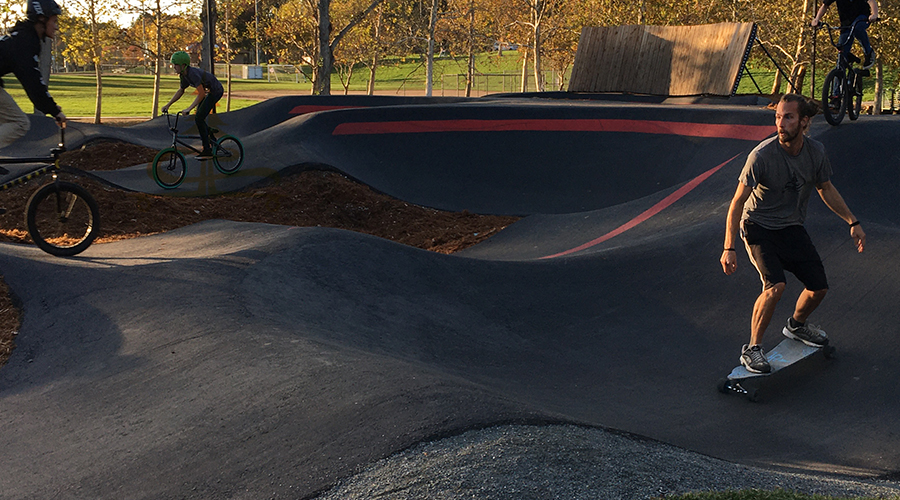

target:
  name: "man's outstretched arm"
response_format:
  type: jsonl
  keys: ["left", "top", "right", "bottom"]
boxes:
{"left": 817, "top": 180, "right": 866, "bottom": 252}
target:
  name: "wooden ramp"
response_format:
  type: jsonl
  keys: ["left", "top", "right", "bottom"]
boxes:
{"left": 568, "top": 23, "right": 756, "bottom": 96}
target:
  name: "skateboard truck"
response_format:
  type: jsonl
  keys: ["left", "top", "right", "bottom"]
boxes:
{"left": 717, "top": 338, "right": 835, "bottom": 402}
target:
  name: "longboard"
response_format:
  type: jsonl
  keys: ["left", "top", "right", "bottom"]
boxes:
{"left": 717, "top": 337, "right": 836, "bottom": 402}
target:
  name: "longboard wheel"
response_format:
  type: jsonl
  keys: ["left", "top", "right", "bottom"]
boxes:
{"left": 717, "top": 378, "right": 728, "bottom": 393}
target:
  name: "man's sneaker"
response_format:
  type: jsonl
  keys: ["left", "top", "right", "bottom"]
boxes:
{"left": 194, "top": 149, "right": 213, "bottom": 160}
{"left": 863, "top": 49, "right": 876, "bottom": 69}
{"left": 783, "top": 319, "right": 828, "bottom": 347}
{"left": 741, "top": 344, "right": 771, "bottom": 374}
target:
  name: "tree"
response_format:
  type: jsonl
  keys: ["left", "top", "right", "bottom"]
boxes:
{"left": 61, "top": 0, "right": 118, "bottom": 123}
{"left": 515, "top": 0, "right": 565, "bottom": 92}
{"left": 313, "top": 0, "right": 386, "bottom": 95}
{"left": 120, "top": 0, "right": 200, "bottom": 117}
{"left": 266, "top": 0, "right": 317, "bottom": 88}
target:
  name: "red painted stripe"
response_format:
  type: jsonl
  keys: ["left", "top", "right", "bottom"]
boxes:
{"left": 289, "top": 105, "right": 363, "bottom": 115}
{"left": 540, "top": 154, "right": 741, "bottom": 259}
{"left": 332, "top": 119, "right": 773, "bottom": 141}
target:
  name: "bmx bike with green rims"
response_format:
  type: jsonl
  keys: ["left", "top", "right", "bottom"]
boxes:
{"left": 0, "top": 126, "right": 100, "bottom": 257}
{"left": 815, "top": 20, "right": 874, "bottom": 126}
{"left": 152, "top": 112, "right": 245, "bottom": 189}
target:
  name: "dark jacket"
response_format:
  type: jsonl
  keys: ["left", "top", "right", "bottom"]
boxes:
{"left": 0, "top": 20, "right": 61, "bottom": 117}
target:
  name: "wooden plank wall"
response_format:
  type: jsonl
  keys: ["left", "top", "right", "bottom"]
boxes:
{"left": 568, "top": 23, "right": 755, "bottom": 96}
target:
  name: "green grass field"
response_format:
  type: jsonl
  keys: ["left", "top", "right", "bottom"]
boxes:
{"left": 4, "top": 51, "right": 891, "bottom": 119}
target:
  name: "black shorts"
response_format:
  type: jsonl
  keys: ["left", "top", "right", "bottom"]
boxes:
{"left": 741, "top": 221, "right": 828, "bottom": 291}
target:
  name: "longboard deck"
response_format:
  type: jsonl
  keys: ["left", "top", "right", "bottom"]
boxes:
{"left": 718, "top": 337, "right": 835, "bottom": 401}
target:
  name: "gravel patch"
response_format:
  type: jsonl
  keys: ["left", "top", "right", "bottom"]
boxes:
{"left": 314, "top": 424, "right": 900, "bottom": 500}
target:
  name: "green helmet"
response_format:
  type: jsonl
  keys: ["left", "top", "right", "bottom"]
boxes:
{"left": 170, "top": 51, "right": 190, "bottom": 66}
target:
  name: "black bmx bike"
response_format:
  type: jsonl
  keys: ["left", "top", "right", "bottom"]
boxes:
{"left": 816, "top": 20, "right": 873, "bottom": 126}
{"left": 0, "top": 126, "right": 100, "bottom": 256}
{"left": 151, "top": 112, "right": 244, "bottom": 189}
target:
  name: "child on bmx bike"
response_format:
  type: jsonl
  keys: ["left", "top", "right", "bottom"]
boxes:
{"left": 160, "top": 51, "right": 223, "bottom": 160}
{"left": 811, "top": 0, "right": 878, "bottom": 70}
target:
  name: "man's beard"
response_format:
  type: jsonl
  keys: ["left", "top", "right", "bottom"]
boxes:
{"left": 778, "top": 127, "right": 799, "bottom": 144}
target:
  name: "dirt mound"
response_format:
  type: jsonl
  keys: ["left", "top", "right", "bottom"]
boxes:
{"left": 0, "top": 140, "right": 519, "bottom": 368}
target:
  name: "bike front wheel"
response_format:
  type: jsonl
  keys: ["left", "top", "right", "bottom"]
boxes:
{"left": 848, "top": 72, "right": 863, "bottom": 121}
{"left": 213, "top": 135, "right": 244, "bottom": 175}
{"left": 26, "top": 181, "right": 100, "bottom": 257}
{"left": 822, "top": 68, "right": 847, "bottom": 126}
{"left": 152, "top": 148, "right": 187, "bottom": 189}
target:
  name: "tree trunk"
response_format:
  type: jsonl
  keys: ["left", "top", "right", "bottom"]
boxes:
{"left": 92, "top": 11, "right": 102, "bottom": 124}
{"left": 343, "top": 65, "right": 353, "bottom": 95}
{"left": 790, "top": 0, "right": 811, "bottom": 96}
{"left": 315, "top": 0, "right": 332, "bottom": 95}
{"left": 790, "top": 64, "right": 806, "bottom": 94}
{"left": 464, "top": 0, "right": 474, "bottom": 97}
{"left": 151, "top": 0, "right": 162, "bottom": 118}
{"left": 425, "top": 0, "right": 439, "bottom": 97}
{"left": 94, "top": 64, "right": 102, "bottom": 124}
{"left": 874, "top": 60, "right": 883, "bottom": 114}
{"left": 367, "top": 56, "right": 377, "bottom": 95}
{"left": 152, "top": 54, "right": 161, "bottom": 118}
{"left": 224, "top": 2, "right": 230, "bottom": 110}
{"left": 771, "top": 70, "right": 782, "bottom": 95}
{"left": 520, "top": 50, "right": 529, "bottom": 92}
{"left": 201, "top": 0, "right": 217, "bottom": 74}
{"left": 366, "top": 5, "right": 382, "bottom": 96}
{"left": 532, "top": 21, "right": 542, "bottom": 92}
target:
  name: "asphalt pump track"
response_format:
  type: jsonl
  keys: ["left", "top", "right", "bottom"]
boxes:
{"left": 1, "top": 95, "right": 898, "bottom": 498}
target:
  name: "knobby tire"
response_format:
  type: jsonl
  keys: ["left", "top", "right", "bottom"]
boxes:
{"left": 26, "top": 181, "right": 100, "bottom": 257}
{"left": 152, "top": 148, "right": 187, "bottom": 189}
{"left": 213, "top": 135, "right": 244, "bottom": 175}
{"left": 822, "top": 68, "right": 847, "bottom": 126}
{"left": 848, "top": 72, "right": 863, "bottom": 121}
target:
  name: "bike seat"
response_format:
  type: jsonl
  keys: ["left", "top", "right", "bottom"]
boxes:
{"left": 846, "top": 53, "right": 861, "bottom": 65}
{"left": 208, "top": 127, "right": 219, "bottom": 134}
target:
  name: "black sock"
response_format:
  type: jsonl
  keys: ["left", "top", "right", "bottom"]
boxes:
{"left": 789, "top": 317, "right": 804, "bottom": 329}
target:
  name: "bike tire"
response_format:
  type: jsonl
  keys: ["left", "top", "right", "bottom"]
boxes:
{"left": 213, "top": 135, "right": 244, "bottom": 175}
{"left": 152, "top": 148, "right": 187, "bottom": 189}
{"left": 26, "top": 181, "right": 100, "bottom": 257}
{"left": 848, "top": 72, "right": 863, "bottom": 121}
{"left": 822, "top": 68, "right": 847, "bottom": 126}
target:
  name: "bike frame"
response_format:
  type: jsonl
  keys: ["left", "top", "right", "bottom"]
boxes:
{"left": 164, "top": 112, "right": 222, "bottom": 156}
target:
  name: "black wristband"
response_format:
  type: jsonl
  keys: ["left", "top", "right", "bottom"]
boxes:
{"left": 724, "top": 248, "right": 736, "bottom": 251}
{"left": 849, "top": 220, "right": 860, "bottom": 227}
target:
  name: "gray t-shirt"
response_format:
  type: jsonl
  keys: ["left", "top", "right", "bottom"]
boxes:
{"left": 739, "top": 136, "right": 832, "bottom": 230}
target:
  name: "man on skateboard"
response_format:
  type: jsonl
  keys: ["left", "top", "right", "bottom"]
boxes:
{"left": 720, "top": 93, "right": 865, "bottom": 374}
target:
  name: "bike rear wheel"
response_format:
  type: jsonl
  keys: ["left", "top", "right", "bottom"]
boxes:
{"left": 152, "top": 148, "right": 187, "bottom": 189}
{"left": 26, "top": 181, "right": 100, "bottom": 257}
{"left": 213, "top": 135, "right": 244, "bottom": 175}
{"left": 848, "top": 72, "right": 863, "bottom": 121}
{"left": 822, "top": 68, "right": 847, "bottom": 126}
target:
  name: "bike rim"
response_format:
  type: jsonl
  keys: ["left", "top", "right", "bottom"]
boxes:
{"left": 214, "top": 137, "right": 243, "bottom": 174}
{"left": 154, "top": 150, "right": 186, "bottom": 187}
{"left": 30, "top": 190, "right": 95, "bottom": 249}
